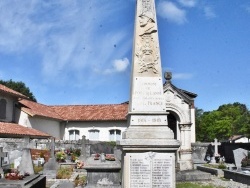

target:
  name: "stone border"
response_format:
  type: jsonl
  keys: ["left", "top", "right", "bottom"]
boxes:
{"left": 48, "top": 172, "right": 79, "bottom": 188}
{"left": 223, "top": 169, "right": 250, "bottom": 185}
{"left": 197, "top": 165, "right": 224, "bottom": 177}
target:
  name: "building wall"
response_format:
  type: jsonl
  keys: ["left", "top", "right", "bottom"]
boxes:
{"left": 165, "top": 89, "right": 195, "bottom": 142}
{"left": 235, "top": 137, "right": 249, "bottom": 143}
{"left": 30, "top": 118, "right": 61, "bottom": 139}
{"left": 15, "top": 109, "right": 62, "bottom": 139}
{"left": 64, "top": 121, "right": 127, "bottom": 141}
{"left": 0, "top": 94, "right": 15, "bottom": 122}
{"left": 190, "top": 108, "right": 196, "bottom": 143}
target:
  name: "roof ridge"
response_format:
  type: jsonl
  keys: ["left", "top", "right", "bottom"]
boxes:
{"left": 50, "top": 103, "right": 127, "bottom": 107}
{"left": 0, "top": 84, "right": 29, "bottom": 99}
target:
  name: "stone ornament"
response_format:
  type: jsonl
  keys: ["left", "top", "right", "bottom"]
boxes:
{"left": 134, "top": 0, "right": 160, "bottom": 76}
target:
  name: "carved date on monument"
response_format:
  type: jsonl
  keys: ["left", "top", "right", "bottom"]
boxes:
{"left": 130, "top": 115, "right": 167, "bottom": 126}
{"left": 129, "top": 152, "right": 173, "bottom": 188}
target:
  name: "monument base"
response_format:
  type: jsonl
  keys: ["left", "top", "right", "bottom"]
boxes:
{"left": 122, "top": 126, "right": 175, "bottom": 140}
{"left": 120, "top": 138, "right": 180, "bottom": 188}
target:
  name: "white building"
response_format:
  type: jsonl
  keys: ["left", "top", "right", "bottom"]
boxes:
{"left": 0, "top": 84, "right": 50, "bottom": 138}
{"left": 1, "top": 79, "right": 197, "bottom": 170}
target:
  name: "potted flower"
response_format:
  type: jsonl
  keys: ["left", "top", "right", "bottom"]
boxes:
{"left": 56, "top": 151, "right": 66, "bottom": 162}
{"left": 71, "top": 154, "right": 77, "bottom": 162}
{"left": 5, "top": 169, "right": 24, "bottom": 180}
{"left": 94, "top": 153, "right": 100, "bottom": 160}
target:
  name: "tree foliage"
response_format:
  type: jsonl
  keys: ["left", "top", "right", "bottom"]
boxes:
{"left": 0, "top": 79, "right": 37, "bottom": 102}
{"left": 196, "top": 102, "right": 250, "bottom": 142}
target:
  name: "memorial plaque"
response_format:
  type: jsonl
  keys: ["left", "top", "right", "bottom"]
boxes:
{"left": 131, "top": 77, "right": 166, "bottom": 112}
{"left": 127, "top": 152, "right": 174, "bottom": 188}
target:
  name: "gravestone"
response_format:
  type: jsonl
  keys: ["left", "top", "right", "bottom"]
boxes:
{"left": 233, "top": 148, "right": 248, "bottom": 171}
{"left": 43, "top": 137, "right": 59, "bottom": 179}
{"left": 0, "top": 147, "right": 7, "bottom": 179}
{"left": 192, "top": 143, "right": 209, "bottom": 167}
{"left": 120, "top": 0, "right": 180, "bottom": 187}
{"left": 211, "top": 138, "right": 221, "bottom": 163}
{"left": 18, "top": 137, "right": 35, "bottom": 175}
{"left": 79, "top": 135, "right": 87, "bottom": 161}
{"left": 19, "top": 148, "right": 35, "bottom": 175}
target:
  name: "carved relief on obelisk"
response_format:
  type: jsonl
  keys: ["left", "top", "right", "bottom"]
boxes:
{"left": 133, "top": 0, "right": 161, "bottom": 76}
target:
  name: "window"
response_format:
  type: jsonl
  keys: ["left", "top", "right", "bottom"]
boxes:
{"left": 109, "top": 129, "right": 121, "bottom": 141}
{"left": 69, "top": 130, "right": 80, "bottom": 140}
{"left": 89, "top": 129, "right": 99, "bottom": 140}
{"left": 0, "top": 99, "right": 7, "bottom": 119}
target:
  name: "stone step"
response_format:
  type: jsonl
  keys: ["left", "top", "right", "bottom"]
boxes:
{"left": 176, "top": 170, "right": 211, "bottom": 182}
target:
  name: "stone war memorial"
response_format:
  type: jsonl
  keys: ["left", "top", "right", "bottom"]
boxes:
{"left": 120, "top": 0, "right": 180, "bottom": 187}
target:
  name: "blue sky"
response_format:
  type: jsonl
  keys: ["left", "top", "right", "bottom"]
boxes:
{"left": 1, "top": 0, "right": 250, "bottom": 112}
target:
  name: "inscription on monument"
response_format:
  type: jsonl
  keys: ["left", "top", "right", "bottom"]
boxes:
{"left": 129, "top": 152, "right": 173, "bottom": 188}
{"left": 130, "top": 115, "right": 167, "bottom": 126}
{"left": 131, "top": 77, "right": 166, "bottom": 112}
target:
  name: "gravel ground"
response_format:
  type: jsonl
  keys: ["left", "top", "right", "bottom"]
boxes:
{"left": 199, "top": 175, "right": 250, "bottom": 188}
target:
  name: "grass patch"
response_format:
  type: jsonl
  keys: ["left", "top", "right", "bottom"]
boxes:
{"left": 56, "top": 167, "right": 73, "bottom": 179}
{"left": 203, "top": 163, "right": 226, "bottom": 169}
{"left": 34, "top": 165, "right": 43, "bottom": 174}
{"left": 177, "top": 182, "right": 224, "bottom": 188}
{"left": 75, "top": 176, "right": 87, "bottom": 187}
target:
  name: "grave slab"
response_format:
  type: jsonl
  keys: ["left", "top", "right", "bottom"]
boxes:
{"left": 0, "top": 174, "right": 46, "bottom": 188}
{"left": 84, "top": 154, "right": 121, "bottom": 187}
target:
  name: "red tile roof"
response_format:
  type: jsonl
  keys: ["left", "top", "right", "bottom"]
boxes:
{"left": 0, "top": 122, "right": 51, "bottom": 138}
{"left": 18, "top": 99, "right": 63, "bottom": 121}
{"left": 51, "top": 104, "right": 128, "bottom": 121}
{"left": 0, "top": 84, "right": 29, "bottom": 99}
{"left": 18, "top": 99, "right": 128, "bottom": 121}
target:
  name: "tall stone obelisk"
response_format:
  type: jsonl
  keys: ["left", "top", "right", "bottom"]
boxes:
{"left": 120, "top": 0, "right": 180, "bottom": 187}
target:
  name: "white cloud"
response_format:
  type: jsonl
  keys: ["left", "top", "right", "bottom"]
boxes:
{"left": 178, "top": 0, "right": 197, "bottom": 8}
{"left": 204, "top": 6, "right": 216, "bottom": 19}
{"left": 101, "top": 58, "right": 130, "bottom": 74}
{"left": 173, "top": 73, "right": 193, "bottom": 80}
{"left": 113, "top": 58, "right": 130, "bottom": 72}
{"left": 157, "top": 1, "right": 187, "bottom": 25}
{"left": 0, "top": 1, "right": 132, "bottom": 86}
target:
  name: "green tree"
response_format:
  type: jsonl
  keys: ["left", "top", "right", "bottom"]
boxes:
{"left": 196, "top": 102, "right": 250, "bottom": 142}
{"left": 0, "top": 79, "right": 37, "bottom": 102}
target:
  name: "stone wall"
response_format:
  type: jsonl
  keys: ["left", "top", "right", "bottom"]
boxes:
{"left": 0, "top": 138, "right": 117, "bottom": 163}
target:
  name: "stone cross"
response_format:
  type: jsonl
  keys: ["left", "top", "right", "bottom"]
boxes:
{"left": 79, "top": 135, "right": 86, "bottom": 161}
{"left": 0, "top": 147, "right": 7, "bottom": 179}
{"left": 19, "top": 137, "right": 35, "bottom": 175}
{"left": 211, "top": 138, "right": 221, "bottom": 157}
{"left": 50, "top": 137, "right": 55, "bottom": 159}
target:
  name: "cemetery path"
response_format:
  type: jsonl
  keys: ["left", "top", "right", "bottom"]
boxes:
{"left": 198, "top": 175, "right": 250, "bottom": 188}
